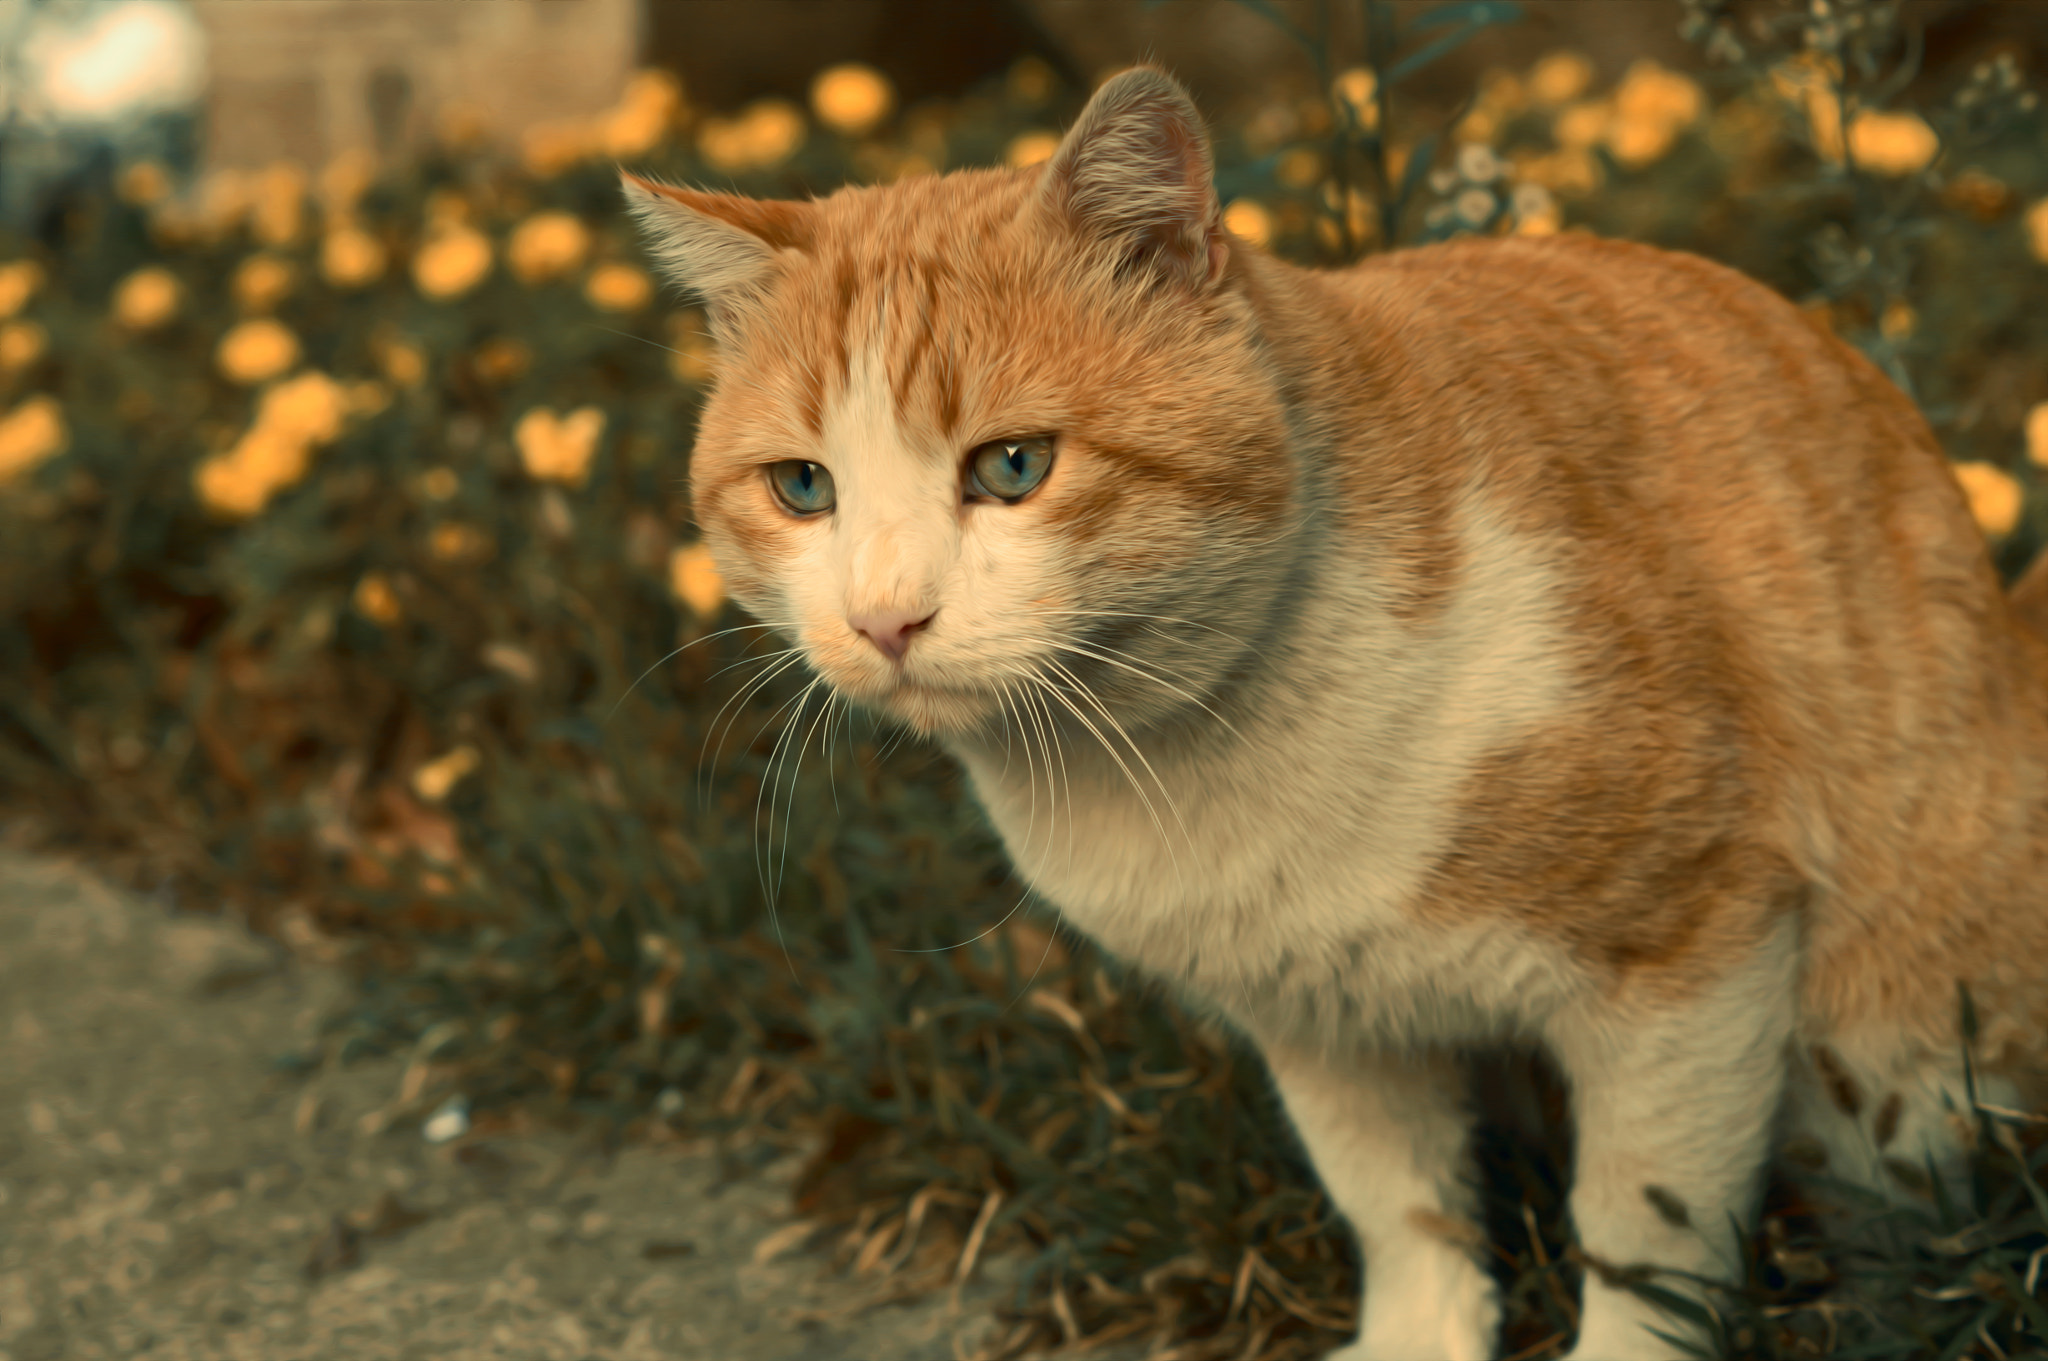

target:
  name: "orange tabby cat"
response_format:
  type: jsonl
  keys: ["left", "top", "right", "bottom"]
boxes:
{"left": 626, "top": 67, "right": 2048, "bottom": 1360}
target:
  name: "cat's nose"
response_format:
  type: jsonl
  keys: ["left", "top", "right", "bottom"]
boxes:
{"left": 849, "top": 608, "right": 935, "bottom": 662}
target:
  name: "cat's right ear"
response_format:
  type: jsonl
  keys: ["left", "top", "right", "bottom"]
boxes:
{"left": 621, "top": 173, "right": 814, "bottom": 333}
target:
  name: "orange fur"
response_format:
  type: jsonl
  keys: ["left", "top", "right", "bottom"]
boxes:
{"left": 628, "top": 67, "right": 2048, "bottom": 1360}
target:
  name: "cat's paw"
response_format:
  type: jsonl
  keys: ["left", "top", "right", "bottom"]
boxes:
{"left": 1332, "top": 1244, "right": 1500, "bottom": 1361}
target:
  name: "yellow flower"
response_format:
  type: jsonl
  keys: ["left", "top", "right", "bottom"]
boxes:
{"left": 1005, "top": 131, "right": 1060, "bottom": 169}
{"left": 668, "top": 543, "right": 726, "bottom": 617}
{"left": 585, "top": 262, "right": 653, "bottom": 313}
{"left": 412, "top": 745, "right": 479, "bottom": 803}
{"left": 1606, "top": 61, "right": 1703, "bottom": 168}
{"left": 811, "top": 63, "right": 894, "bottom": 136}
{"left": 232, "top": 254, "right": 295, "bottom": 313}
{"left": 1555, "top": 99, "right": 1611, "bottom": 150}
{"left": 2025, "top": 198, "right": 2048, "bottom": 265}
{"left": 1848, "top": 110, "right": 1938, "bottom": 176}
{"left": 1332, "top": 68, "right": 1380, "bottom": 131}
{"left": 0, "top": 321, "right": 47, "bottom": 372}
{"left": 0, "top": 396, "right": 67, "bottom": 483}
{"left": 413, "top": 224, "right": 493, "bottom": 300}
{"left": 194, "top": 426, "right": 309, "bottom": 518}
{"left": 116, "top": 161, "right": 171, "bottom": 207}
{"left": 112, "top": 266, "right": 181, "bottom": 331}
{"left": 472, "top": 338, "right": 532, "bottom": 386}
{"left": 379, "top": 338, "right": 427, "bottom": 388}
{"left": 0, "top": 261, "right": 42, "bottom": 318}
{"left": 1879, "top": 299, "right": 1916, "bottom": 340}
{"left": 1952, "top": 461, "right": 2022, "bottom": 537}
{"left": 258, "top": 370, "right": 348, "bottom": 445}
{"left": 321, "top": 226, "right": 387, "bottom": 288}
{"left": 346, "top": 380, "right": 391, "bottom": 418}
{"left": 1223, "top": 199, "right": 1273, "bottom": 248}
{"left": 2026, "top": 402, "right": 2048, "bottom": 468}
{"left": 1529, "top": 50, "right": 1594, "bottom": 107}
{"left": 1276, "top": 147, "right": 1322, "bottom": 187}
{"left": 429, "top": 522, "right": 490, "bottom": 562}
{"left": 251, "top": 161, "right": 308, "bottom": 247}
{"left": 507, "top": 211, "right": 591, "bottom": 285}
{"left": 521, "top": 121, "right": 596, "bottom": 179}
{"left": 216, "top": 318, "right": 300, "bottom": 385}
{"left": 419, "top": 467, "right": 459, "bottom": 501}
{"left": 696, "top": 99, "right": 805, "bottom": 173}
{"left": 515, "top": 406, "right": 605, "bottom": 486}
{"left": 601, "top": 70, "right": 684, "bottom": 157}
{"left": 353, "top": 572, "right": 402, "bottom": 625}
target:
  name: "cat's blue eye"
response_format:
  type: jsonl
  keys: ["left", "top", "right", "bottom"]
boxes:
{"left": 968, "top": 437, "right": 1054, "bottom": 502}
{"left": 767, "top": 460, "right": 835, "bottom": 515}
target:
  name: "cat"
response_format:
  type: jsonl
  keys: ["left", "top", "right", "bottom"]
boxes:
{"left": 625, "top": 65, "right": 2048, "bottom": 1360}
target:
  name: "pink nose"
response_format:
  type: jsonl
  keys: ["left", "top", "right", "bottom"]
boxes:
{"left": 849, "top": 607, "right": 934, "bottom": 662}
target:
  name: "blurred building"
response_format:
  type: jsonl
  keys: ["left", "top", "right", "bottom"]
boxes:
{"left": 189, "top": 0, "right": 639, "bottom": 167}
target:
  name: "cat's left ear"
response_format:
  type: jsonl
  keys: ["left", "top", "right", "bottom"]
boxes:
{"left": 621, "top": 173, "right": 814, "bottom": 334}
{"left": 1037, "top": 66, "right": 1226, "bottom": 290}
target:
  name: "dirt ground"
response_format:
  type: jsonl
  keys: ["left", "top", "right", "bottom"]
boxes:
{"left": 0, "top": 851, "right": 1019, "bottom": 1361}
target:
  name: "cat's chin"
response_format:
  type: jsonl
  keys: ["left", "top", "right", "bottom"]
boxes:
{"left": 854, "top": 679, "right": 999, "bottom": 740}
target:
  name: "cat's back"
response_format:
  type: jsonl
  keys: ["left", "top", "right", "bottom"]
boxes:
{"left": 1288, "top": 232, "right": 2048, "bottom": 1048}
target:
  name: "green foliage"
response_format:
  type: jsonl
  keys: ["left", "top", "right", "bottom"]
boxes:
{"left": 2, "top": 4, "right": 2047, "bottom": 1356}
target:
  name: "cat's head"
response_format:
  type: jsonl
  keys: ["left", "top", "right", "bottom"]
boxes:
{"left": 625, "top": 67, "right": 1298, "bottom": 740}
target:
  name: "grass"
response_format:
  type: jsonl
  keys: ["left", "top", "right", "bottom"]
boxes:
{"left": 2, "top": 2, "right": 2047, "bottom": 1355}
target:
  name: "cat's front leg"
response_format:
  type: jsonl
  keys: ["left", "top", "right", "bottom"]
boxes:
{"left": 1262, "top": 1042, "right": 1499, "bottom": 1361}
{"left": 1545, "top": 932, "right": 1797, "bottom": 1361}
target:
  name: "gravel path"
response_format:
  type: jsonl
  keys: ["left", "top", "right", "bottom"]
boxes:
{"left": 0, "top": 852, "right": 1011, "bottom": 1361}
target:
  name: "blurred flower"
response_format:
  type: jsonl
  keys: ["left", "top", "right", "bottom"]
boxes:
{"left": 667, "top": 312, "right": 718, "bottom": 385}
{"left": 1848, "top": 110, "right": 1937, "bottom": 176}
{"left": 252, "top": 162, "right": 308, "bottom": 247}
{"left": 1511, "top": 182, "right": 1560, "bottom": 236}
{"left": 2026, "top": 402, "right": 2048, "bottom": 468}
{"left": 585, "top": 263, "right": 653, "bottom": 313}
{"left": 195, "top": 425, "right": 308, "bottom": 517}
{"left": 471, "top": 338, "right": 532, "bottom": 385}
{"left": 0, "top": 321, "right": 48, "bottom": 372}
{"left": 116, "top": 160, "right": 172, "bottom": 207}
{"left": 353, "top": 572, "right": 403, "bottom": 625}
{"left": 1005, "top": 131, "right": 1060, "bottom": 169}
{"left": 602, "top": 70, "right": 684, "bottom": 157}
{"left": 412, "top": 746, "right": 479, "bottom": 803}
{"left": 1223, "top": 199, "right": 1273, "bottom": 248}
{"left": 1456, "top": 143, "right": 1501, "bottom": 184}
{"left": 1276, "top": 147, "right": 1322, "bottom": 188}
{"left": 668, "top": 543, "right": 726, "bottom": 617}
{"left": 697, "top": 99, "right": 805, "bottom": 173}
{"left": 346, "top": 381, "right": 391, "bottom": 418}
{"left": 429, "top": 522, "right": 491, "bottom": 563}
{"left": 379, "top": 338, "right": 428, "bottom": 389}
{"left": 258, "top": 371, "right": 348, "bottom": 445}
{"left": 419, "top": 467, "right": 460, "bottom": 501}
{"left": 216, "top": 318, "right": 300, "bottom": 384}
{"left": 232, "top": 254, "right": 295, "bottom": 313}
{"left": 1453, "top": 186, "right": 1498, "bottom": 228}
{"left": 413, "top": 224, "right": 493, "bottom": 300}
{"left": 516, "top": 406, "right": 605, "bottom": 487}
{"left": 1555, "top": 99, "right": 1611, "bottom": 150}
{"left": 1333, "top": 68, "right": 1379, "bottom": 131}
{"left": 2024, "top": 199, "right": 2048, "bottom": 265}
{"left": 1607, "top": 62, "right": 1703, "bottom": 168}
{"left": 508, "top": 212, "right": 591, "bottom": 285}
{"left": 482, "top": 642, "right": 539, "bottom": 685}
{"left": 521, "top": 121, "right": 596, "bottom": 179}
{"left": 0, "top": 396, "right": 67, "bottom": 484}
{"left": 1513, "top": 147, "right": 1601, "bottom": 195}
{"left": 1529, "top": 50, "right": 1594, "bottom": 107}
{"left": 0, "top": 261, "right": 45, "bottom": 318}
{"left": 1879, "top": 299, "right": 1916, "bottom": 340}
{"left": 1952, "top": 461, "right": 2022, "bottom": 537}
{"left": 812, "top": 63, "right": 893, "bottom": 136}
{"left": 1941, "top": 169, "right": 2014, "bottom": 222}
{"left": 112, "top": 266, "right": 180, "bottom": 330}
{"left": 321, "top": 226, "right": 387, "bottom": 288}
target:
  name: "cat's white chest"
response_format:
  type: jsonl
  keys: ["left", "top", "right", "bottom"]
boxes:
{"left": 950, "top": 500, "right": 1588, "bottom": 1048}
